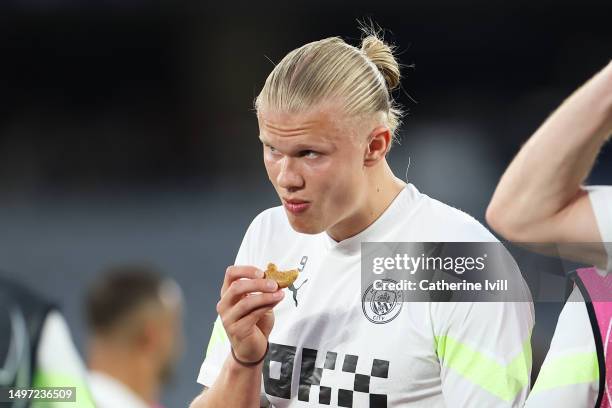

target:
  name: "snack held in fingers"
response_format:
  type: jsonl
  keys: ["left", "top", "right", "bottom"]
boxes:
{"left": 264, "top": 263, "right": 298, "bottom": 289}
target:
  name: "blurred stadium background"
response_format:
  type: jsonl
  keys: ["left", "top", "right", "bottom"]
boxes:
{"left": 1, "top": 0, "right": 611, "bottom": 405}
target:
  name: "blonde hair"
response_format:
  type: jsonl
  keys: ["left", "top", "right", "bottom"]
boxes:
{"left": 255, "top": 28, "right": 403, "bottom": 144}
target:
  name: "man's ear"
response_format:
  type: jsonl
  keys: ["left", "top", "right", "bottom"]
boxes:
{"left": 364, "top": 126, "right": 392, "bottom": 167}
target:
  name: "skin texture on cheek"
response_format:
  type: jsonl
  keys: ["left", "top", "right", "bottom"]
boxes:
{"left": 271, "top": 144, "right": 366, "bottom": 235}
{"left": 323, "top": 155, "right": 368, "bottom": 239}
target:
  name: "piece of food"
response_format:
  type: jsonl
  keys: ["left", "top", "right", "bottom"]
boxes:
{"left": 264, "top": 263, "right": 298, "bottom": 289}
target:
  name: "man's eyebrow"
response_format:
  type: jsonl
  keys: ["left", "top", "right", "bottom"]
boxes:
{"left": 258, "top": 135, "right": 335, "bottom": 152}
{"left": 292, "top": 143, "right": 325, "bottom": 151}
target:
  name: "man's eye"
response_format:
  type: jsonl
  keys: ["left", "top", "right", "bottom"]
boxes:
{"left": 300, "top": 150, "right": 319, "bottom": 158}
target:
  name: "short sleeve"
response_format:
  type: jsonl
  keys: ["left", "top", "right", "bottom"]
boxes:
{"left": 196, "top": 213, "right": 263, "bottom": 386}
{"left": 433, "top": 300, "right": 535, "bottom": 407}
{"left": 524, "top": 287, "right": 599, "bottom": 407}
{"left": 32, "top": 311, "right": 96, "bottom": 408}
{"left": 587, "top": 186, "right": 612, "bottom": 272}
{"left": 196, "top": 315, "right": 231, "bottom": 386}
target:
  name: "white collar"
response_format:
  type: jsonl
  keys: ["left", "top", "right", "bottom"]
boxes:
{"left": 88, "top": 370, "right": 150, "bottom": 408}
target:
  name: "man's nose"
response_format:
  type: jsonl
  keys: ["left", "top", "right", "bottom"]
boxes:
{"left": 277, "top": 157, "right": 304, "bottom": 191}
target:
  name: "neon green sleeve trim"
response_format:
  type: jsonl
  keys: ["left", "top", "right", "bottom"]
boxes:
{"left": 31, "top": 370, "right": 96, "bottom": 408}
{"left": 530, "top": 352, "right": 599, "bottom": 394}
{"left": 435, "top": 335, "right": 532, "bottom": 402}
{"left": 206, "top": 316, "right": 229, "bottom": 358}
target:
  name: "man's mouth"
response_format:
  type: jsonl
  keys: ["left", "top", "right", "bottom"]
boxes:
{"left": 283, "top": 198, "right": 311, "bottom": 214}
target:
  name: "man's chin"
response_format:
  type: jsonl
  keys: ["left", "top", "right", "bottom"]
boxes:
{"left": 286, "top": 215, "right": 325, "bottom": 235}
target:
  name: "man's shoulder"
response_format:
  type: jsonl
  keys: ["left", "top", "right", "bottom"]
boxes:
{"left": 243, "top": 206, "right": 298, "bottom": 244}
{"left": 239, "top": 206, "right": 307, "bottom": 266}
{"left": 248, "top": 205, "right": 289, "bottom": 232}
{"left": 88, "top": 371, "right": 149, "bottom": 408}
{"left": 412, "top": 191, "right": 498, "bottom": 242}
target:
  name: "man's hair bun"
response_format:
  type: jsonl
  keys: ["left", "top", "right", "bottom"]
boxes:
{"left": 360, "top": 34, "right": 400, "bottom": 91}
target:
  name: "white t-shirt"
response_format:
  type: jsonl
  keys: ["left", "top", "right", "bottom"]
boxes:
{"left": 88, "top": 371, "right": 150, "bottom": 408}
{"left": 31, "top": 311, "right": 96, "bottom": 408}
{"left": 525, "top": 186, "right": 612, "bottom": 407}
{"left": 588, "top": 186, "right": 612, "bottom": 272}
{"left": 524, "top": 287, "right": 599, "bottom": 408}
{"left": 198, "top": 184, "right": 534, "bottom": 407}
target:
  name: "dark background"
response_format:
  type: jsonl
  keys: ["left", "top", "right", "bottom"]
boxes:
{"left": 1, "top": 0, "right": 611, "bottom": 406}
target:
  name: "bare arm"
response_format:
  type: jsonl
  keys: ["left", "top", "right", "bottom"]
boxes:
{"left": 487, "top": 61, "right": 612, "bottom": 266}
{"left": 189, "top": 356, "right": 264, "bottom": 408}
{"left": 190, "top": 266, "right": 283, "bottom": 408}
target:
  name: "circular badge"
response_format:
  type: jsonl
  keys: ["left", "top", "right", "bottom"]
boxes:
{"left": 362, "top": 279, "right": 403, "bottom": 324}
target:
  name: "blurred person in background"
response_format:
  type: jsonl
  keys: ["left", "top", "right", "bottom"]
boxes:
{"left": 85, "top": 264, "right": 184, "bottom": 408}
{"left": 191, "top": 25, "right": 533, "bottom": 408}
{"left": 487, "top": 62, "right": 612, "bottom": 406}
{"left": 0, "top": 274, "right": 95, "bottom": 408}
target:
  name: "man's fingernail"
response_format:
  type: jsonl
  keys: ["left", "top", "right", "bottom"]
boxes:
{"left": 266, "top": 280, "right": 277, "bottom": 290}
{"left": 255, "top": 269, "right": 264, "bottom": 278}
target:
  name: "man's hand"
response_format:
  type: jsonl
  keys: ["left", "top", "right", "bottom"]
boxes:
{"left": 190, "top": 266, "right": 283, "bottom": 408}
{"left": 216, "top": 265, "right": 285, "bottom": 364}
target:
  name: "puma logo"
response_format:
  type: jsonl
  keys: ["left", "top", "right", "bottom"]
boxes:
{"left": 289, "top": 255, "right": 309, "bottom": 307}
{"left": 288, "top": 279, "right": 308, "bottom": 307}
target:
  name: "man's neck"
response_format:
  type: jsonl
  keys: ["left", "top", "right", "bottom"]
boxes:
{"left": 88, "top": 342, "right": 158, "bottom": 405}
{"left": 327, "top": 161, "right": 406, "bottom": 242}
